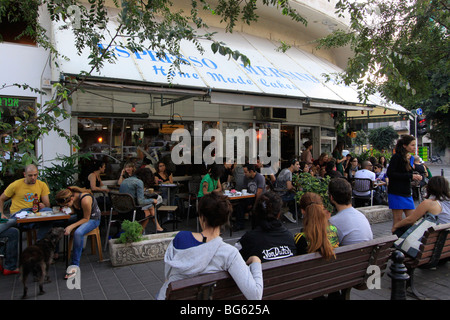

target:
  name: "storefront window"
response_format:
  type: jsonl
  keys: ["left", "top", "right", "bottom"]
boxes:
{"left": 76, "top": 117, "right": 285, "bottom": 178}
{"left": 0, "top": 96, "right": 36, "bottom": 163}
{"left": 77, "top": 117, "right": 195, "bottom": 178}
{"left": 320, "top": 127, "right": 336, "bottom": 155}
{"left": 321, "top": 127, "right": 335, "bottom": 137}
{"left": 321, "top": 140, "right": 333, "bottom": 154}
{"left": 299, "top": 127, "right": 313, "bottom": 147}
{"left": 222, "top": 121, "right": 251, "bottom": 163}
{"left": 280, "top": 125, "right": 296, "bottom": 162}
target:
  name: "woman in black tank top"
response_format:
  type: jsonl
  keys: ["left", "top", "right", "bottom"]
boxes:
{"left": 55, "top": 186, "right": 102, "bottom": 279}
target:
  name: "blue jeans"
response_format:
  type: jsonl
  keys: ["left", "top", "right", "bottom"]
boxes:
{"left": 0, "top": 218, "right": 18, "bottom": 234}
{"left": 70, "top": 219, "right": 101, "bottom": 266}
{"left": 281, "top": 193, "right": 297, "bottom": 216}
{"left": 0, "top": 227, "right": 19, "bottom": 270}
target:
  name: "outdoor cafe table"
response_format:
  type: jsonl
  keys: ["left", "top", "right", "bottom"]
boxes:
{"left": 224, "top": 192, "right": 256, "bottom": 234}
{"left": 225, "top": 193, "right": 256, "bottom": 201}
{"left": 158, "top": 183, "right": 179, "bottom": 205}
{"left": 16, "top": 212, "right": 71, "bottom": 267}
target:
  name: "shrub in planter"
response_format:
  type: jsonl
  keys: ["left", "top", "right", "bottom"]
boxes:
{"left": 116, "top": 220, "right": 143, "bottom": 244}
{"left": 108, "top": 220, "right": 178, "bottom": 266}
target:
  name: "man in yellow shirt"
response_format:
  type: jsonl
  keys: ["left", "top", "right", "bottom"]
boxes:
{"left": 1, "top": 164, "right": 51, "bottom": 216}
{"left": 1, "top": 164, "right": 53, "bottom": 249}
{"left": 0, "top": 164, "right": 51, "bottom": 275}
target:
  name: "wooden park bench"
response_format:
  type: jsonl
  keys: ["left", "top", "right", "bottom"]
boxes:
{"left": 165, "top": 235, "right": 398, "bottom": 300}
{"left": 401, "top": 223, "right": 450, "bottom": 299}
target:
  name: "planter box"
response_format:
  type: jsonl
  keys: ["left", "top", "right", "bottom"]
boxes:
{"left": 357, "top": 205, "right": 393, "bottom": 224}
{"left": 109, "top": 231, "right": 178, "bottom": 267}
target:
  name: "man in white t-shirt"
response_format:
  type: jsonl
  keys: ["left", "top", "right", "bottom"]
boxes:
{"left": 353, "top": 160, "right": 376, "bottom": 197}
{"left": 328, "top": 178, "right": 373, "bottom": 246}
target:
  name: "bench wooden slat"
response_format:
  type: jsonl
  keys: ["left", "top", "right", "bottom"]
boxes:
{"left": 166, "top": 235, "right": 398, "bottom": 300}
{"left": 270, "top": 275, "right": 364, "bottom": 300}
{"left": 263, "top": 263, "right": 368, "bottom": 298}
{"left": 403, "top": 223, "right": 450, "bottom": 269}
{"left": 288, "top": 280, "right": 356, "bottom": 300}
{"left": 422, "top": 238, "right": 450, "bottom": 252}
{"left": 263, "top": 244, "right": 394, "bottom": 300}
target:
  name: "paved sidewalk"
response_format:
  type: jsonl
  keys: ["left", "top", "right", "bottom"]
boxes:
{"left": 0, "top": 216, "right": 448, "bottom": 301}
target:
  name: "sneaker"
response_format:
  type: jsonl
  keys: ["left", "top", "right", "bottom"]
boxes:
{"left": 283, "top": 211, "right": 296, "bottom": 223}
{"left": 3, "top": 269, "right": 19, "bottom": 276}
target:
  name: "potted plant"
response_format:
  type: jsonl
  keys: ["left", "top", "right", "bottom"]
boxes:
{"left": 108, "top": 220, "right": 178, "bottom": 267}
{"left": 40, "top": 153, "right": 90, "bottom": 205}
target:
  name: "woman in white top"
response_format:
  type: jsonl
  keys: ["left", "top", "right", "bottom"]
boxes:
{"left": 392, "top": 176, "right": 450, "bottom": 235}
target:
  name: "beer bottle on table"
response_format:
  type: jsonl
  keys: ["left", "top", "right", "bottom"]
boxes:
{"left": 32, "top": 193, "right": 39, "bottom": 213}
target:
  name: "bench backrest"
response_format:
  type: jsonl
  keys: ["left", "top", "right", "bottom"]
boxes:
{"left": 408, "top": 223, "right": 450, "bottom": 269}
{"left": 166, "top": 235, "right": 398, "bottom": 300}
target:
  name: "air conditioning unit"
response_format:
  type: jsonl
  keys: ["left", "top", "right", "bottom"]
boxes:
{"left": 254, "top": 107, "right": 287, "bottom": 121}
{"left": 272, "top": 108, "right": 287, "bottom": 120}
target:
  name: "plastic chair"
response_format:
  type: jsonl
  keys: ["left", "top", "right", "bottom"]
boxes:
{"left": 68, "top": 226, "right": 103, "bottom": 262}
{"left": 352, "top": 178, "right": 374, "bottom": 207}
{"left": 104, "top": 192, "right": 143, "bottom": 250}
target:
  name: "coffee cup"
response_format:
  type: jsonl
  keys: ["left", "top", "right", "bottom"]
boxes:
{"left": 242, "top": 189, "right": 247, "bottom": 194}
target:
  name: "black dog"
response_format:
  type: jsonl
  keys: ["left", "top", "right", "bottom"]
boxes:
{"left": 19, "top": 227, "right": 65, "bottom": 299}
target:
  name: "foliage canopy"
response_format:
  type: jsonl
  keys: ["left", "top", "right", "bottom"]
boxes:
{"left": 317, "top": 0, "right": 449, "bottom": 147}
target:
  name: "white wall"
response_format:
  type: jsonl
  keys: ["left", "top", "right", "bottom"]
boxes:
{"left": 0, "top": 39, "right": 71, "bottom": 168}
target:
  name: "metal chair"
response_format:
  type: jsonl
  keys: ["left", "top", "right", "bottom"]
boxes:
{"left": 186, "top": 180, "right": 201, "bottom": 228}
{"left": 104, "top": 192, "right": 144, "bottom": 250}
{"left": 352, "top": 178, "right": 374, "bottom": 207}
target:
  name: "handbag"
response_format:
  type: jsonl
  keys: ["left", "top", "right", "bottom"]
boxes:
{"left": 394, "top": 213, "right": 438, "bottom": 258}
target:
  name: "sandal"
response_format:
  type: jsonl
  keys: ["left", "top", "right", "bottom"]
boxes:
{"left": 64, "top": 268, "right": 78, "bottom": 280}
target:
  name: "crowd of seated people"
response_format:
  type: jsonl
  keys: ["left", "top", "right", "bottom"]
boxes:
{"left": 1, "top": 146, "right": 444, "bottom": 302}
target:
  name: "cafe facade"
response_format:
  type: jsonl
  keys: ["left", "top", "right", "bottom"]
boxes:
{"left": 1, "top": 1, "right": 409, "bottom": 177}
